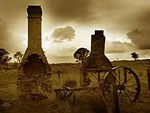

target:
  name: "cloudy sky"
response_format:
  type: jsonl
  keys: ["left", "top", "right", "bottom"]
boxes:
{"left": 0, "top": 0, "right": 150, "bottom": 63}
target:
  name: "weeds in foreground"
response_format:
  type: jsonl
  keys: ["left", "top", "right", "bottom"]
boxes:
{"left": 63, "top": 79, "right": 77, "bottom": 88}
{"left": 0, "top": 89, "right": 108, "bottom": 113}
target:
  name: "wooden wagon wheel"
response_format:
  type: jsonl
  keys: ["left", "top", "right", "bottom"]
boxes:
{"left": 55, "top": 87, "right": 76, "bottom": 106}
{"left": 102, "top": 66, "right": 141, "bottom": 103}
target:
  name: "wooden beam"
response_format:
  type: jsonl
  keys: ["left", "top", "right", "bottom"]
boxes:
{"left": 147, "top": 69, "right": 150, "bottom": 91}
{"left": 111, "top": 85, "right": 120, "bottom": 113}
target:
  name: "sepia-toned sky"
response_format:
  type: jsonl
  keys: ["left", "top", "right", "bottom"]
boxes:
{"left": 0, "top": 0, "right": 150, "bottom": 63}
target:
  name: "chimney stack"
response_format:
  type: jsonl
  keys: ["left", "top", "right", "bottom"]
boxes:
{"left": 91, "top": 30, "right": 105, "bottom": 55}
{"left": 85, "top": 30, "right": 112, "bottom": 71}
{"left": 17, "top": 6, "right": 52, "bottom": 101}
{"left": 27, "top": 6, "right": 42, "bottom": 49}
{"left": 21, "top": 6, "right": 48, "bottom": 66}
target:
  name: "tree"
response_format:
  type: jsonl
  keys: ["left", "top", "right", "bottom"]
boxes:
{"left": 0, "top": 48, "right": 11, "bottom": 70}
{"left": 13, "top": 51, "right": 23, "bottom": 63}
{"left": 131, "top": 52, "right": 139, "bottom": 61}
{"left": 2, "top": 56, "right": 12, "bottom": 64}
{"left": 0, "top": 48, "right": 9, "bottom": 64}
{"left": 73, "top": 47, "right": 90, "bottom": 65}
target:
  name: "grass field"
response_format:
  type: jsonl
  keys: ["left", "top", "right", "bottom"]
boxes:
{"left": 0, "top": 60, "right": 150, "bottom": 113}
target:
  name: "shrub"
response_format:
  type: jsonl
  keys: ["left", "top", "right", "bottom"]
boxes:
{"left": 63, "top": 79, "right": 77, "bottom": 88}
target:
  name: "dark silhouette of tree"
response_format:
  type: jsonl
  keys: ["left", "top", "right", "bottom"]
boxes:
{"left": 0, "top": 48, "right": 11, "bottom": 70}
{"left": 13, "top": 51, "right": 23, "bottom": 63}
{"left": 0, "top": 48, "right": 9, "bottom": 64}
{"left": 2, "top": 56, "right": 12, "bottom": 64}
{"left": 73, "top": 47, "right": 90, "bottom": 65}
{"left": 131, "top": 52, "right": 139, "bottom": 61}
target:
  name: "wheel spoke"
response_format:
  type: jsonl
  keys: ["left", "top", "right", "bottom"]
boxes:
{"left": 113, "top": 70, "right": 120, "bottom": 83}
{"left": 110, "top": 72, "right": 120, "bottom": 84}
{"left": 125, "top": 84, "right": 137, "bottom": 87}
{"left": 103, "top": 67, "right": 140, "bottom": 103}
{"left": 125, "top": 89, "right": 136, "bottom": 94}
{"left": 90, "top": 80, "right": 99, "bottom": 84}
{"left": 118, "top": 68, "right": 121, "bottom": 84}
{"left": 126, "top": 76, "right": 134, "bottom": 83}
{"left": 123, "top": 90, "right": 132, "bottom": 101}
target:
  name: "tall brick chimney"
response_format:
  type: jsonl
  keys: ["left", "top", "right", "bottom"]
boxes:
{"left": 85, "top": 30, "right": 112, "bottom": 71}
{"left": 17, "top": 6, "right": 52, "bottom": 101}
{"left": 22, "top": 6, "right": 48, "bottom": 66}
{"left": 27, "top": 6, "right": 42, "bottom": 50}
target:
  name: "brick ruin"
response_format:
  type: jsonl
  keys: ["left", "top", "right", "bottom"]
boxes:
{"left": 82, "top": 30, "right": 112, "bottom": 85}
{"left": 16, "top": 6, "right": 112, "bottom": 100}
{"left": 85, "top": 30, "right": 112, "bottom": 71}
{"left": 17, "top": 6, "right": 52, "bottom": 101}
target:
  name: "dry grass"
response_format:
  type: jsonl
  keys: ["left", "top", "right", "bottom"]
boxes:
{"left": 0, "top": 60, "right": 150, "bottom": 113}
{"left": 63, "top": 79, "right": 77, "bottom": 88}
{"left": 0, "top": 69, "right": 18, "bottom": 101}
{"left": 0, "top": 95, "right": 108, "bottom": 113}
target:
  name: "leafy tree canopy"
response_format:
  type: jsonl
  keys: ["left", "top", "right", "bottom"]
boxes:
{"left": 13, "top": 51, "right": 23, "bottom": 63}
{"left": 0, "top": 48, "right": 11, "bottom": 64}
{"left": 131, "top": 52, "right": 139, "bottom": 61}
{"left": 73, "top": 47, "right": 90, "bottom": 64}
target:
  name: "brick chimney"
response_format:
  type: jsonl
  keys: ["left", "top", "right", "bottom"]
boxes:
{"left": 17, "top": 6, "right": 52, "bottom": 101}
{"left": 85, "top": 30, "right": 112, "bottom": 71}
{"left": 21, "top": 6, "right": 48, "bottom": 66}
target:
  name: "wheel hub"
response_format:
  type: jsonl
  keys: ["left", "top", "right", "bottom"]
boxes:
{"left": 117, "top": 84, "right": 125, "bottom": 90}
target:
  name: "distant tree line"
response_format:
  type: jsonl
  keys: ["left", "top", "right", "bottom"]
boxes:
{"left": 73, "top": 48, "right": 140, "bottom": 64}
{"left": 0, "top": 48, "right": 11, "bottom": 65}
{"left": 0, "top": 48, "right": 23, "bottom": 65}
{"left": 0, "top": 47, "right": 140, "bottom": 69}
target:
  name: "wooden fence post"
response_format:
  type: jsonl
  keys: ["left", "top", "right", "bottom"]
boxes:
{"left": 98, "top": 72, "right": 100, "bottom": 84}
{"left": 147, "top": 69, "right": 150, "bottom": 91}
{"left": 111, "top": 85, "right": 120, "bottom": 113}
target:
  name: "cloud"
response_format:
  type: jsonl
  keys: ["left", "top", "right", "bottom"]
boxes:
{"left": 0, "top": 18, "right": 25, "bottom": 53}
{"left": 46, "top": 46, "right": 77, "bottom": 63}
{"left": 106, "top": 41, "right": 136, "bottom": 54}
{"left": 43, "top": 0, "right": 150, "bottom": 26}
{"left": 44, "top": 0, "right": 91, "bottom": 23}
{"left": 131, "top": 9, "right": 150, "bottom": 30}
{"left": 138, "top": 49, "right": 150, "bottom": 57}
{"left": 51, "top": 26, "right": 75, "bottom": 42}
{"left": 127, "top": 10, "right": 150, "bottom": 49}
{"left": 127, "top": 29, "right": 150, "bottom": 49}
{"left": 0, "top": 0, "right": 149, "bottom": 62}
{"left": 44, "top": 0, "right": 122, "bottom": 23}
{"left": 0, "top": 0, "right": 42, "bottom": 16}
{"left": 0, "top": 18, "right": 7, "bottom": 40}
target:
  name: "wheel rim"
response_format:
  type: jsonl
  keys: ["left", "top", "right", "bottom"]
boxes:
{"left": 102, "top": 66, "right": 141, "bottom": 103}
